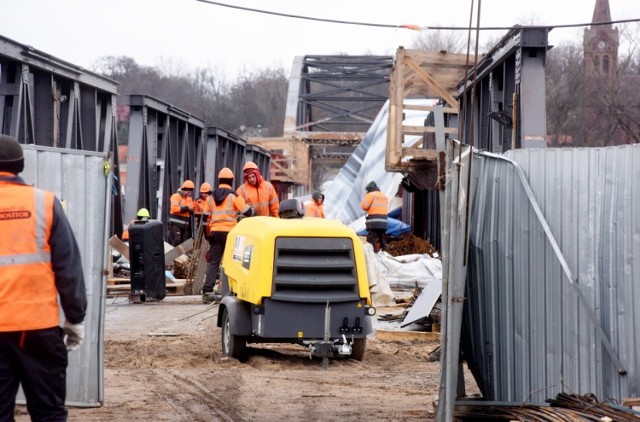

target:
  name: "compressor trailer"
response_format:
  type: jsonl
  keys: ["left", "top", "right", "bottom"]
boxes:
{"left": 216, "top": 217, "right": 376, "bottom": 362}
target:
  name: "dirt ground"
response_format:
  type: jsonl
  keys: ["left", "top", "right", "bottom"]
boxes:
{"left": 15, "top": 295, "right": 478, "bottom": 422}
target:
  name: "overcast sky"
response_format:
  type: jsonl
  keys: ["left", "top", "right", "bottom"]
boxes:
{"left": 2, "top": 0, "right": 639, "bottom": 81}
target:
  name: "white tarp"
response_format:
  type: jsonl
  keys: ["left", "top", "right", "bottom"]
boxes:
{"left": 362, "top": 243, "right": 395, "bottom": 306}
{"left": 377, "top": 252, "right": 442, "bottom": 289}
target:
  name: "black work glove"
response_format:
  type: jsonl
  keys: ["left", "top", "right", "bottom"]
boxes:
{"left": 180, "top": 205, "right": 189, "bottom": 213}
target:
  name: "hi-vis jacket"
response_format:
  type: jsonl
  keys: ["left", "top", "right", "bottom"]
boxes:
{"left": 194, "top": 196, "right": 209, "bottom": 220}
{"left": 169, "top": 191, "right": 195, "bottom": 227}
{"left": 206, "top": 184, "right": 252, "bottom": 233}
{"left": 360, "top": 190, "right": 389, "bottom": 230}
{"left": 236, "top": 181, "right": 279, "bottom": 217}
{"left": 0, "top": 173, "right": 86, "bottom": 331}
{"left": 305, "top": 201, "right": 326, "bottom": 218}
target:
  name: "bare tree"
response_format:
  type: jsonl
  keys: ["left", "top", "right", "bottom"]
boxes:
{"left": 545, "top": 42, "right": 587, "bottom": 145}
{"left": 412, "top": 28, "right": 466, "bottom": 53}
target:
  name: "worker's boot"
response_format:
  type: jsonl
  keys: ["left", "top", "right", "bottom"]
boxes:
{"left": 211, "top": 280, "right": 223, "bottom": 301}
{"left": 202, "top": 286, "right": 215, "bottom": 304}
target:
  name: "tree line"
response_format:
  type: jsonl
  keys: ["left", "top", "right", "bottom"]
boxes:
{"left": 92, "top": 56, "right": 288, "bottom": 142}
{"left": 94, "top": 22, "right": 640, "bottom": 147}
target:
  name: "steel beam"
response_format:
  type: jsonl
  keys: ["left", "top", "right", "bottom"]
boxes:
{"left": 457, "top": 27, "right": 548, "bottom": 151}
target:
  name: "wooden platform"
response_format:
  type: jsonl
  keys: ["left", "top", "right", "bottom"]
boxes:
{"left": 106, "top": 279, "right": 187, "bottom": 297}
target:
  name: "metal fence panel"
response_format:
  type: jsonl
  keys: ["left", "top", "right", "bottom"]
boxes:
{"left": 17, "top": 145, "right": 109, "bottom": 407}
{"left": 462, "top": 144, "right": 640, "bottom": 404}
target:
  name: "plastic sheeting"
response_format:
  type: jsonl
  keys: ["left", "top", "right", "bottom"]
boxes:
{"left": 322, "top": 99, "right": 434, "bottom": 228}
{"left": 356, "top": 217, "right": 411, "bottom": 237}
{"left": 362, "top": 243, "right": 395, "bottom": 307}
{"left": 376, "top": 252, "right": 443, "bottom": 289}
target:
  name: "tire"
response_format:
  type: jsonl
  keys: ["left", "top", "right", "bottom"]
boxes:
{"left": 351, "top": 338, "right": 366, "bottom": 361}
{"left": 221, "top": 308, "right": 248, "bottom": 362}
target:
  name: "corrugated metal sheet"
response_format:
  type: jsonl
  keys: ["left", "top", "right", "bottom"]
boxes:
{"left": 17, "top": 145, "right": 110, "bottom": 407}
{"left": 462, "top": 144, "right": 640, "bottom": 404}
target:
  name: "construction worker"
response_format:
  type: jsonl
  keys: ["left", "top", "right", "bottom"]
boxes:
{"left": 0, "top": 135, "right": 87, "bottom": 421}
{"left": 202, "top": 168, "right": 254, "bottom": 303}
{"left": 360, "top": 181, "right": 389, "bottom": 252}
{"left": 168, "top": 180, "right": 195, "bottom": 246}
{"left": 121, "top": 207, "right": 151, "bottom": 241}
{"left": 279, "top": 198, "right": 305, "bottom": 219}
{"left": 236, "top": 161, "right": 279, "bottom": 217}
{"left": 305, "top": 191, "right": 326, "bottom": 218}
{"left": 194, "top": 182, "right": 212, "bottom": 227}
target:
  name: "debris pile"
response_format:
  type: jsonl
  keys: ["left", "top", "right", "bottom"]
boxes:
{"left": 455, "top": 393, "right": 640, "bottom": 421}
{"left": 172, "top": 255, "right": 191, "bottom": 279}
{"left": 386, "top": 234, "right": 437, "bottom": 257}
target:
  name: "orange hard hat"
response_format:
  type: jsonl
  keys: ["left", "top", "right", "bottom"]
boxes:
{"left": 243, "top": 161, "right": 258, "bottom": 172}
{"left": 181, "top": 180, "right": 195, "bottom": 189}
{"left": 200, "top": 182, "right": 212, "bottom": 193}
{"left": 218, "top": 167, "right": 234, "bottom": 179}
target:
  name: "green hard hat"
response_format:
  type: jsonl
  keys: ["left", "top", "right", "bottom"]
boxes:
{"left": 136, "top": 208, "right": 150, "bottom": 218}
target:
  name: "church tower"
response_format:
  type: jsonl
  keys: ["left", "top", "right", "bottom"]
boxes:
{"left": 583, "top": 0, "right": 619, "bottom": 82}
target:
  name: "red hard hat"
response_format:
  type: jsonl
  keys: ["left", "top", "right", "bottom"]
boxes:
{"left": 181, "top": 180, "right": 195, "bottom": 189}
{"left": 218, "top": 168, "right": 234, "bottom": 179}
{"left": 200, "top": 182, "right": 212, "bottom": 193}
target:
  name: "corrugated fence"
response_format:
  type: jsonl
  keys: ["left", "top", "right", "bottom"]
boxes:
{"left": 462, "top": 144, "right": 640, "bottom": 404}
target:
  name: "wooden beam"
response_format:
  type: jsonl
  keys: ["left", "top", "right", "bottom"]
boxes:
{"left": 402, "top": 104, "right": 458, "bottom": 114}
{"left": 403, "top": 125, "right": 458, "bottom": 135}
{"left": 375, "top": 329, "right": 440, "bottom": 342}
{"left": 402, "top": 148, "right": 439, "bottom": 160}
{"left": 405, "top": 57, "right": 459, "bottom": 109}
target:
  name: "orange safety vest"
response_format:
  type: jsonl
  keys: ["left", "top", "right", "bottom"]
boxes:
{"left": 0, "top": 181, "right": 59, "bottom": 331}
{"left": 121, "top": 217, "right": 136, "bottom": 240}
{"left": 194, "top": 196, "right": 209, "bottom": 217}
{"left": 169, "top": 192, "right": 194, "bottom": 226}
{"left": 237, "top": 181, "right": 279, "bottom": 217}
{"left": 361, "top": 191, "right": 389, "bottom": 216}
{"left": 206, "top": 191, "right": 251, "bottom": 233}
{"left": 305, "top": 201, "right": 326, "bottom": 218}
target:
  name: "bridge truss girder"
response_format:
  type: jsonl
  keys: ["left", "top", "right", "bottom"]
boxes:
{"left": 0, "top": 33, "right": 122, "bottom": 233}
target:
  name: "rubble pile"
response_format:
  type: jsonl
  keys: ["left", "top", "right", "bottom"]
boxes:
{"left": 172, "top": 256, "right": 191, "bottom": 279}
{"left": 386, "top": 234, "right": 437, "bottom": 257}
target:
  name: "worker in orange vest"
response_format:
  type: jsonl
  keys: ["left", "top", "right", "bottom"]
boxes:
{"left": 121, "top": 208, "right": 151, "bottom": 241}
{"left": 202, "top": 168, "right": 254, "bottom": 303}
{"left": 360, "top": 181, "right": 389, "bottom": 252}
{"left": 194, "top": 182, "right": 212, "bottom": 227}
{"left": 236, "top": 161, "right": 279, "bottom": 217}
{"left": 168, "top": 180, "right": 195, "bottom": 246}
{"left": 305, "top": 191, "right": 326, "bottom": 218}
{"left": 0, "top": 135, "right": 87, "bottom": 420}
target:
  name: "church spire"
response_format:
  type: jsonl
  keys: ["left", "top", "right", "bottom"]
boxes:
{"left": 591, "top": 0, "right": 612, "bottom": 28}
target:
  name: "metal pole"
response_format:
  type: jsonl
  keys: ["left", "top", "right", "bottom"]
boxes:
{"left": 323, "top": 302, "right": 331, "bottom": 370}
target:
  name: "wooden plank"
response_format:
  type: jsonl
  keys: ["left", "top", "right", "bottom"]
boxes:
{"left": 164, "top": 238, "right": 193, "bottom": 265}
{"left": 622, "top": 398, "right": 640, "bottom": 406}
{"left": 106, "top": 280, "right": 186, "bottom": 297}
{"left": 402, "top": 49, "right": 479, "bottom": 67}
{"left": 375, "top": 329, "right": 440, "bottom": 342}
{"left": 402, "top": 104, "right": 458, "bottom": 114}
{"left": 107, "top": 278, "right": 131, "bottom": 286}
{"left": 109, "top": 235, "right": 129, "bottom": 261}
{"left": 405, "top": 57, "right": 459, "bottom": 109}
{"left": 190, "top": 243, "right": 209, "bottom": 295}
{"left": 401, "top": 148, "right": 439, "bottom": 160}
{"left": 403, "top": 125, "right": 458, "bottom": 135}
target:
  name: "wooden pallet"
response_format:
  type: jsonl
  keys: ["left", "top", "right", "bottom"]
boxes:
{"left": 106, "top": 279, "right": 186, "bottom": 297}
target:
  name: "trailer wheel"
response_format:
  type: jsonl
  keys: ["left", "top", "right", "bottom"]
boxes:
{"left": 222, "top": 308, "right": 248, "bottom": 362}
{"left": 351, "top": 338, "right": 366, "bottom": 361}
